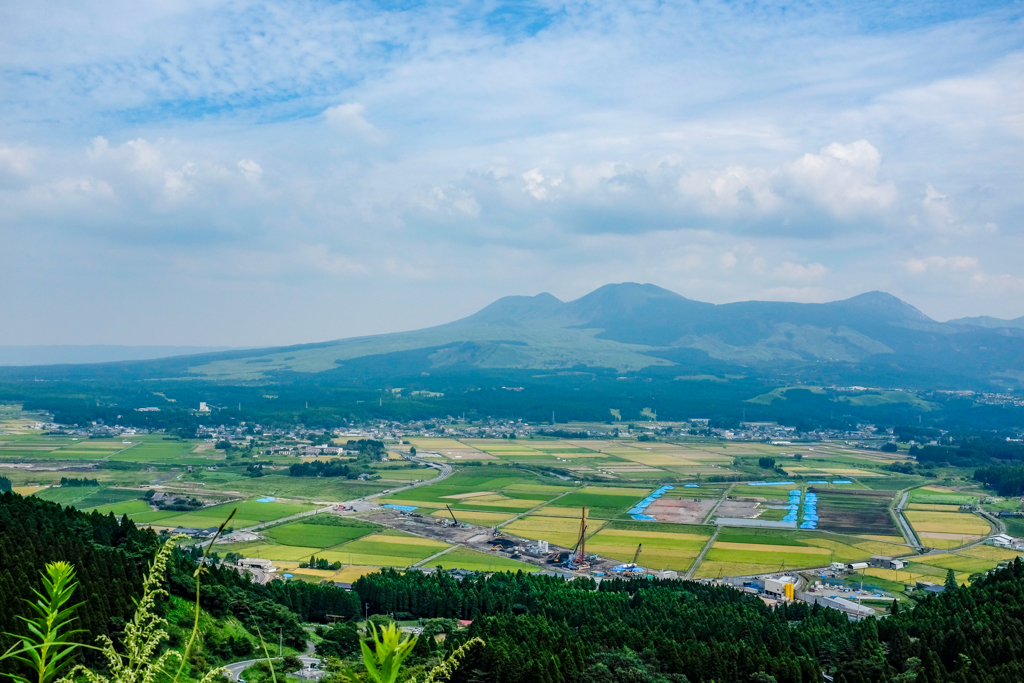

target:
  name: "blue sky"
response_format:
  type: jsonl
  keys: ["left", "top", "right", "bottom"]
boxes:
{"left": 1, "top": 0, "right": 1023, "bottom": 345}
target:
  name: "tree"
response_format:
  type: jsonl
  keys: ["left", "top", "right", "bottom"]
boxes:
{"left": 758, "top": 457, "right": 776, "bottom": 469}
{"left": 880, "top": 442, "right": 898, "bottom": 453}
{"left": 0, "top": 476, "right": 11, "bottom": 493}
{"left": 945, "top": 568, "right": 959, "bottom": 591}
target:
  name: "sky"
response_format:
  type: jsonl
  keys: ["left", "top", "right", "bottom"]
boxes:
{"left": 2, "top": 0, "right": 1023, "bottom": 346}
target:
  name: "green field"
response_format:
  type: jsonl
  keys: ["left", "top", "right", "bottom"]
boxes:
{"left": 588, "top": 525, "right": 712, "bottom": 572}
{"left": 319, "top": 533, "right": 450, "bottom": 567}
{"left": 144, "top": 499, "right": 315, "bottom": 529}
{"left": 264, "top": 518, "right": 379, "bottom": 547}
{"left": 86, "top": 499, "right": 155, "bottom": 516}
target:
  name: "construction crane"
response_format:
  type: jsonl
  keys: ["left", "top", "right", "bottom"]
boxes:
{"left": 567, "top": 506, "right": 589, "bottom": 570}
{"left": 445, "top": 505, "right": 459, "bottom": 526}
{"left": 625, "top": 543, "right": 643, "bottom": 575}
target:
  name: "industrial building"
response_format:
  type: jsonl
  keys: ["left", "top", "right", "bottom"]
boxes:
{"left": 868, "top": 555, "right": 907, "bottom": 570}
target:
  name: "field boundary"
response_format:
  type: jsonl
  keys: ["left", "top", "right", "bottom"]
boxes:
{"left": 412, "top": 544, "right": 461, "bottom": 567}
{"left": 701, "top": 483, "right": 737, "bottom": 525}
{"left": 685, "top": 526, "right": 720, "bottom": 579}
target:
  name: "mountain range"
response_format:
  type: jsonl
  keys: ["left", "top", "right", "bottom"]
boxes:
{"left": 24, "top": 282, "right": 1014, "bottom": 389}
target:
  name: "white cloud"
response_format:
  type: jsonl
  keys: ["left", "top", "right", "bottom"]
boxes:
{"left": 773, "top": 261, "right": 827, "bottom": 281}
{"left": 237, "top": 159, "right": 262, "bottom": 183}
{"left": 677, "top": 140, "right": 896, "bottom": 222}
{"left": 720, "top": 252, "right": 737, "bottom": 268}
{"left": 904, "top": 255, "right": 979, "bottom": 274}
{"left": 0, "top": 144, "right": 34, "bottom": 177}
{"left": 323, "top": 103, "right": 383, "bottom": 141}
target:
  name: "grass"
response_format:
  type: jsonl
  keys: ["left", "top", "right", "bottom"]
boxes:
{"left": 907, "top": 487, "right": 981, "bottom": 506}
{"left": 149, "top": 499, "right": 315, "bottom": 529}
{"left": 263, "top": 521, "right": 377, "bottom": 547}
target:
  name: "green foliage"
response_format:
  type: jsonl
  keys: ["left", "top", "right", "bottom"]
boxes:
{"left": 357, "top": 623, "right": 416, "bottom": 683}
{"left": 2, "top": 561, "right": 85, "bottom": 683}
{"left": 0, "top": 477, "right": 11, "bottom": 493}
{"left": 62, "top": 537, "right": 225, "bottom": 683}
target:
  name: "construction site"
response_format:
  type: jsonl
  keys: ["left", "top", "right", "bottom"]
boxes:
{"left": 362, "top": 505, "right": 639, "bottom": 576}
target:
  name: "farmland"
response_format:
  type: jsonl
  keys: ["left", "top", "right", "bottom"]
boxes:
{"left": 814, "top": 489, "right": 898, "bottom": 535}
{"left": 695, "top": 527, "right": 909, "bottom": 578}
{"left": 586, "top": 523, "right": 713, "bottom": 573}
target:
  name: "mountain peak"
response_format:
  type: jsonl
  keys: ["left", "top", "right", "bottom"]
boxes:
{"left": 564, "top": 282, "right": 690, "bottom": 319}
{"left": 831, "top": 291, "right": 933, "bottom": 322}
{"left": 451, "top": 292, "right": 565, "bottom": 326}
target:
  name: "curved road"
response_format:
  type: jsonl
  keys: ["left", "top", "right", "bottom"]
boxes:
{"left": 236, "top": 455, "right": 453, "bottom": 534}
{"left": 224, "top": 655, "right": 321, "bottom": 682}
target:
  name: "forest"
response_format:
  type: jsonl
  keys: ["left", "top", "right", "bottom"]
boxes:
{"left": 7, "top": 491, "right": 1024, "bottom": 682}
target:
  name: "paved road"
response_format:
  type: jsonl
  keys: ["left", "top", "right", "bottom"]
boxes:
{"left": 685, "top": 526, "right": 721, "bottom": 579}
{"left": 233, "top": 454, "right": 453, "bottom": 534}
{"left": 224, "top": 655, "right": 321, "bottom": 681}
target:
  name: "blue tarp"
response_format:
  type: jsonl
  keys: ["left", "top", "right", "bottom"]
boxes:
{"left": 631, "top": 514, "right": 656, "bottom": 521}
{"left": 831, "top": 480, "right": 853, "bottom": 484}
{"left": 683, "top": 484, "right": 699, "bottom": 488}
{"left": 748, "top": 481, "right": 796, "bottom": 486}
{"left": 807, "top": 480, "right": 829, "bottom": 484}
{"left": 383, "top": 504, "right": 418, "bottom": 512}
{"left": 256, "top": 497, "right": 276, "bottom": 502}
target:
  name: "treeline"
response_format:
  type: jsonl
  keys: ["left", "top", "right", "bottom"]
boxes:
{"left": 916, "top": 436, "right": 1024, "bottom": 467}
{"left": 60, "top": 477, "right": 99, "bottom": 487}
{"left": 289, "top": 459, "right": 369, "bottom": 478}
{"left": 353, "top": 562, "right": 1024, "bottom": 683}
{"left": 0, "top": 476, "right": 10, "bottom": 493}
{"left": 975, "top": 464, "right": 1024, "bottom": 496}
{"left": 0, "top": 492, "right": 156, "bottom": 665}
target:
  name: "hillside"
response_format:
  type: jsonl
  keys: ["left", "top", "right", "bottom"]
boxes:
{"left": 132, "top": 283, "right": 1024, "bottom": 384}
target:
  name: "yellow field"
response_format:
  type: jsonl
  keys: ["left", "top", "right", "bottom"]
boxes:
{"left": 13, "top": 486, "right": 47, "bottom": 495}
{"left": 532, "top": 506, "right": 594, "bottom": 518}
{"left": 334, "top": 566, "right": 381, "bottom": 582}
{"left": 430, "top": 509, "right": 515, "bottom": 525}
{"left": 442, "top": 491, "right": 496, "bottom": 499}
{"left": 907, "top": 503, "right": 963, "bottom": 512}
{"left": 407, "top": 438, "right": 472, "bottom": 450}
{"left": 714, "top": 542, "right": 831, "bottom": 555}
{"left": 456, "top": 495, "right": 542, "bottom": 510}
{"left": 852, "top": 540, "right": 912, "bottom": 556}
{"left": 616, "top": 452, "right": 690, "bottom": 466}
{"left": 905, "top": 511, "right": 991, "bottom": 535}
{"left": 361, "top": 534, "right": 446, "bottom": 547}
{"left": 918, "top": 535, "right": 979, "bottom": 549}
{"left": 962, "top": 545, "right": 1021, "bottom": 561}
{"left": 587, "top": 529, "right": 707, "bottom": 572}
{"left": 504, "top": 515, "right": 606, "bottom": 547}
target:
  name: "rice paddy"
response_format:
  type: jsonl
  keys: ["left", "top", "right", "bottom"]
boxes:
{"left": 504, "top": 514, "right": 606, "bottom": 547}
{"left": 587, "top": 525, "right": 712, "bottom": 572}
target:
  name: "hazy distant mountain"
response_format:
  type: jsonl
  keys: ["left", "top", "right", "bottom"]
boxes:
{"left": 4, "top": 284, "right": 1023, "bottom": 386}
{"left": 948, "top": 315, "right": 1024, "bottom": 330}
{"left": 0, "top": 345, "right": 235, "bottom": 366}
